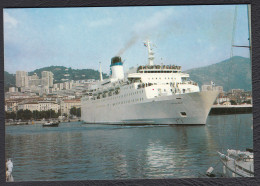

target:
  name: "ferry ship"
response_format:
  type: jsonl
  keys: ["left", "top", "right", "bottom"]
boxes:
{"left": 81, "top": 41, "right": 219, "bottom": 125}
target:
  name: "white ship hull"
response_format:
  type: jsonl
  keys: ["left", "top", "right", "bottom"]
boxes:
{"left": 81, "top": 91, "right": 218, "bottom": 125}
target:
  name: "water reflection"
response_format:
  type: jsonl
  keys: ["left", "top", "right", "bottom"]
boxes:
{"left": 5, "top": 114, "right": 253, "bottom": 181}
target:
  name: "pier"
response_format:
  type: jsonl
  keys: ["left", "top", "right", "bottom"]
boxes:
{"left": 209, "top": 105, "right": 252, "bottom": 115}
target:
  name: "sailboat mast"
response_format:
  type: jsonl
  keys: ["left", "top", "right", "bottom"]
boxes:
{"left": 247, "top": 4, "right": 252, "bottom": 61}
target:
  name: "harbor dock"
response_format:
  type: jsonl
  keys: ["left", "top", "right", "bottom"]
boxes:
{"left": 5, "top": 118, "right": 81, "bottom": 126}
{"left": 209, "top": 104, "right": 252, "bottom": 115}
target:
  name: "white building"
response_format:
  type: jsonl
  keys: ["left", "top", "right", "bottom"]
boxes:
{"left": 18, "top": 101, "right": 60, "bottom": 113}
{"left": 16, "top": 71, "right": 29, "bottom": 88}
{"left": 216, "top": 97, "right": 230, "bottom": 104}
{"left": 9, "top": 87, "right": 16, "bottom": 93}
{"left": 41, "top": 71, "right": 54, "bottom": 88}
{"left": 5, "top": 100, "right": 19, "bottom": 112}
{"left": 59, "top": 83, "right": 64, "bottom": 90}
{"left": 28, "top": 73, "right": 41, "bottom": 87}
{"left": 63, "top": 82, "right": 70, "bottom": 90}
{"left": 60, "top": 99, "right": 81, "bottom": 115}
{"left": 231, "top": 89, "right": 244, "bottom": 94}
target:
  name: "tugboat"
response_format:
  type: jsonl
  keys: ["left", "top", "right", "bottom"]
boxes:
{"left": 42, "top": 120, "right": 59, "bottom": 127}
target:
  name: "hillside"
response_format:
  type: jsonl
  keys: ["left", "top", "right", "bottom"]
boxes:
{"left": 4, "top": 56, "right": 252, "bottom": 92}
{"left": 4, "top": 66, "right": 109, "bottom": 91}
{"left": 4, "top": 71, "right": 16, "bottom": 92}
{"left": 185, "top": 56, "right": 252, "bottom": 91}
{"left": 29, "top": 66, "right": 109, "bottom": 83}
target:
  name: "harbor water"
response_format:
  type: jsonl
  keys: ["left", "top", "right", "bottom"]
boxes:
{"left": 5, "top": 114, "right": 253, "bottom": 181}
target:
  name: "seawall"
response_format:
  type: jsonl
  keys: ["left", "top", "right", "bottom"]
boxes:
{"left": 209, "top": 105, "right": 252, "bottom": 115}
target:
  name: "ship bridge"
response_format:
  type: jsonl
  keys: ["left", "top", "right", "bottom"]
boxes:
{"left": 137, "top": 65, "right": 181, "bottom": 73}
{"left": 128, "top": 66, "right": 189, "bottom": 85}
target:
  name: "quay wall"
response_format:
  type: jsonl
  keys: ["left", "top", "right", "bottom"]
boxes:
{"left": 5, "top": 118, "right": 81, "bottom": 126}
{"left": 209, "top": 105, "right": 252, "bottom": 115}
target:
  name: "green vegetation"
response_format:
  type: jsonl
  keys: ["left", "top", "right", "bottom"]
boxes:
{"left": 70, "top": 107, "right": 81, "bottom": 117}
{"left": 29, "top": 66, "right": 109, "bottom": 83}
{"left": 4, "top": 56, "right": 252, "bottom": 92}
{"left": 185, "top": 56, "right": 252, "bottom": 91}
{"left": 230, "top": 100, "right": 237, "bottom": 105}
{"left": 4, "top": 71, "right": 16, "bottom": 92}
{"left": 4, "top": 66, "right": 109, "bottom": 91}
{"left": 5, "top": 109, "right": 61, "bottom": 121}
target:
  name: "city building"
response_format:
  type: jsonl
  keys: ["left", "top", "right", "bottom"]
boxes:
{"left": 60, "top": 99, "right": 81, "bottom": 116}
{"left": 16, "top": 71, "right": 28, "bottom": 88}
{"left": 18, "top": 101, "right": 60, "bottom": 113}
{"left": 5, "top": 100, "right": 19, "bottom": 112}
{"left": 28, "top": 73, "right": 41, "bottom": 87}
{"left": 9, "top": 87, "right": 17, "bottom": 93}
{"left": 216, "top": 96, "right": 230, "bottom": 104}
{"left": 231, "top": 89, "right": 245, "bottom": 94}
{"left": 41, "top": 71, "right": 54, "bottom": 88}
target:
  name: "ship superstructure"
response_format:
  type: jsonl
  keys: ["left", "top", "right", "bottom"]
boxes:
{"left": 81, "top": 41, "right": 219, "bottom": 124}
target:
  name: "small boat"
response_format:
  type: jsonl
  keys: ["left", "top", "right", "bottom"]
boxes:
{"left": 42, "top": 120, "right": 59, "bottom": 127}
{"left": 209, "top": 5, "right": 253, "bottom": 179}
{"left": 6, "top": 158, "right": 14, "bottom": 182}
{"left": 218, "top": 149, "right": 254, "bottom": 177}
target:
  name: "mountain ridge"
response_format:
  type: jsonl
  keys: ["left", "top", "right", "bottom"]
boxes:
{"left": 4, "top": 56, "right": 252, "bottom": 92}
{"left": 184, "top": 56, "right": 251, "bottom": 91}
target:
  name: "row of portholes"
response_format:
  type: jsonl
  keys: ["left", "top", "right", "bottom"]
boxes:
{"left": 94, "top": 89, "right": 145, "bottom": 102}
{"left": 124, "top": 84, "right": 135, "bottom": 90}
{"left": 148, "top": 77, "right": 175, "bottom": 80}
{"left": 110, "top": 97, "right": 145, "bottom": 106}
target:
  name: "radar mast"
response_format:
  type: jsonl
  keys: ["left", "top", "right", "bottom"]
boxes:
{"left": 144, "top": 40, "right": 154, "bottom": 66}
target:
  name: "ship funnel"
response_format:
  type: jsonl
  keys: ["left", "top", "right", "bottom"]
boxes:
{"left": 110, "top": 56, "right": 124, "bottom": 80}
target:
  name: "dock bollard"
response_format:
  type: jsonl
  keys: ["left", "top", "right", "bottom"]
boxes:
{"left": 206, "top": 167, "right": 214, "bottom": 177}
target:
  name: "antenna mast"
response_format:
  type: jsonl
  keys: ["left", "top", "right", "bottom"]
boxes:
{"left": 144, "top": 40, "right": 154, "bottom": 66}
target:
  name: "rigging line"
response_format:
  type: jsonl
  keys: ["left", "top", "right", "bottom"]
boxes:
{"left": 232, "top": 45, "right": 250, "bottom": 48}
{"left": 237, "top": 114, "right": 242, "bottom": 150}
{"left": 228, "top": 5, "right": 238, "bottom": 92}
{"left": 247, "top": 5, "right": 252, "bottom": 62}
{"left": 235, "top": 108, "right": 238, "bottom": 150}
{"left": 220, "top": 114, "right": 227, "bottom": 153}
{"left": 231, "top": 5, "right": 238, "bottom": 58}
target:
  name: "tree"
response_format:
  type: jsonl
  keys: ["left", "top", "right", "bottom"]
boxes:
{"left": 70, "top": 107, "right": 77, "bottom": 116}
{"left": 23, "top": 109, "right": 33, "bottom": 120}
{"left": 77, "top": 108, "right": 81, "bottom": 117}
{"left": 5, "top": 111, "right": 16, "bottom": 120}
{"left": 230, "top": 100, "right": 237, "bottom": 105}
{"left": 16, "top": 109, "right": 33, "bottom": 120}
{"left": 70, "top": 107, "right": 81, "bottom": 117}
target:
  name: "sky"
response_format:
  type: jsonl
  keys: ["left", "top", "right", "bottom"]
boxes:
{"left": 4, "top": 5, "right": 250, "bottom": 74}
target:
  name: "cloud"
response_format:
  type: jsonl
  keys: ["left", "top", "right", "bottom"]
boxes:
{"left": 133, "top": 8, "right": 174, "bottom": 34}
{"left": 4, "top": 12, "right": 18, "bottom": 28}
{"left": 87, "top": 18, "right": 113, "bottom": 28}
